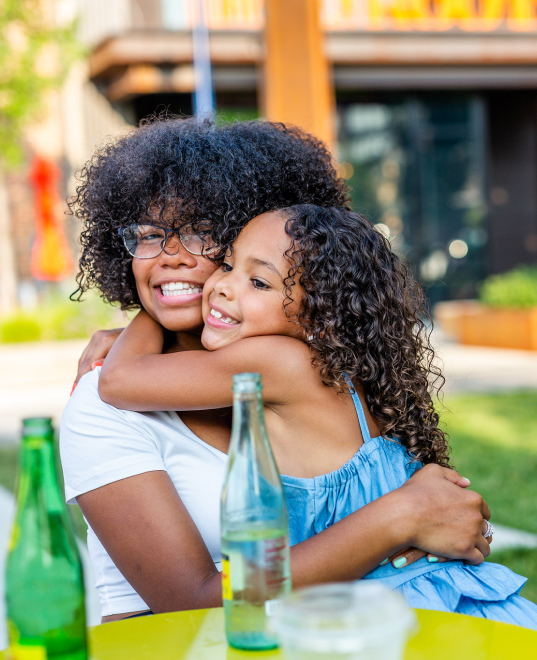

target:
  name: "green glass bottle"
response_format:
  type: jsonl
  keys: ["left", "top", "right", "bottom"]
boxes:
{"left": 5, "top": 417, "right": 87, "bottom": 660}
{"left": 221, "top": 373, "right": 291, "bottom": 651}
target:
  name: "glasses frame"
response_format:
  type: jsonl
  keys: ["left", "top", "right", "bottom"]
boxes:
{"left": 118, "top": 223, "right": 218, "bottom": 259}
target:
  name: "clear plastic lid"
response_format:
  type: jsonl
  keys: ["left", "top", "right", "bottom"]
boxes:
{"left": 272, "top": 581, "right": 416, "bottom": 653}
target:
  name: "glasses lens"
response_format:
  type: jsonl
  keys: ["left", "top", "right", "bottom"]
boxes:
{"left": 179, "top": 225, "right": 218, "bottom": 255}
{"left": 123, "top": 224, "right": 166, "bottom": 258}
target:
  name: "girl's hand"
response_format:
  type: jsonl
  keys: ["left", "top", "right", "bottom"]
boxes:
{"left": 386, "top": 519, "right": 494, "bottom": 568}
{"left": 75, "top": 328, "right": 124, "bottom": 384}
{"left": 382, "top": 547, "right": 451, "bottom": 569}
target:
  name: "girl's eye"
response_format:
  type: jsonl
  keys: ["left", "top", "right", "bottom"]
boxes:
{"left": 222, "top": 263, "right": 233, "bottom": 272}
{"left": 252, "top": 278, "right": 269, "bottom": 290}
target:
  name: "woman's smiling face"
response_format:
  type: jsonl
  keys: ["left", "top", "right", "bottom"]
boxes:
{"left": 201, "top": 211, "right": 303, "bottom": 351}
{"left": 132, "top": 233, "right": 218, "bottom": 334}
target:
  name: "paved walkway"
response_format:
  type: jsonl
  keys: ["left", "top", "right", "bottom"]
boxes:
{"left": 0, "top": 339, "right": 87, "bottom": 444}
{"left": 433, "top": 334, "right": 537, "bottom": 394}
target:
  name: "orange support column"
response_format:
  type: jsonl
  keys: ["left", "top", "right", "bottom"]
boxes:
{"left": 263, "top": 0, "right": 336, "bottom": 150}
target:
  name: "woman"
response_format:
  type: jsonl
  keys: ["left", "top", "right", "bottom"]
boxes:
{"left": 60, "top": 117, "right": 491, "bottom": 622}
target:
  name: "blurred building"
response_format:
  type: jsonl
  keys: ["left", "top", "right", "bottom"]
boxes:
{"left": 4, "top": 0, "right": 537, "bottom": 308}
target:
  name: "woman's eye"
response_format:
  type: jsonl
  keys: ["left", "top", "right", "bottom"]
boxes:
{"left": 140, "top": 233, "right": 162, "bottom": 242}
{"left": 222, "top": 263, "right": 233, "bottom": 272}
{"left": 252, "top": 278, "right": 269, "bottom": 290}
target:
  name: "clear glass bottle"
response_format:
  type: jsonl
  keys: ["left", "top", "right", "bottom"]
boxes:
{"left": 221, "top": 373, "right": 292, "bottom": 650}
{"left": 6, "top": 417, "right": 87, "bottom": 660}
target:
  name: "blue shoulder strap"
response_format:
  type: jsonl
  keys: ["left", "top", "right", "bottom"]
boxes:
{"left": 343, "top": 374, "right": 372, "bottom": 443}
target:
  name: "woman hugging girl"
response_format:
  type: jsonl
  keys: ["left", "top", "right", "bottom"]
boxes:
{"left": 98, "top": 202, "right": 537, "bottom": 629}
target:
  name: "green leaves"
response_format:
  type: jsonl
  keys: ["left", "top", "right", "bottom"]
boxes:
{"left": 479, "top": 266, "right": 537, "bottom": 309}
{"left": 0, "top": 0, "right": 81, "bottom": 167}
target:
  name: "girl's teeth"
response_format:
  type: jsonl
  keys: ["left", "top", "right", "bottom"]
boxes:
{"left": 210, "top": 309, "right": 238, "bottom": 324}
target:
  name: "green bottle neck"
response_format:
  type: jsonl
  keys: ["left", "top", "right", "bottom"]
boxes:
{"left": 17, "top": 432, "right": 64, "bottom": 515}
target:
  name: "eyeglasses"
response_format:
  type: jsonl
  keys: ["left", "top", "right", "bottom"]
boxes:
{"left": 118, "top": 223, "right": 219, "bottom": 259}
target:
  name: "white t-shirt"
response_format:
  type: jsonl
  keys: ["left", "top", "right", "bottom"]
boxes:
{"left": 60, "top": 368, "right": 227, "bottom": 616}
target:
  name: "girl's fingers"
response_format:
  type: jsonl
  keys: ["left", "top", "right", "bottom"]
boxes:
{"left": 388, "top": 547, "right": 427, "bottom": 569}
{"left": 388, "top": 548, "right": 453, "bottom": 568}
{"left": 426, "top": 554, "right": 452, "bottom": 564}
{"left": 75, "top": 329, "right": 124, "bottom": 384}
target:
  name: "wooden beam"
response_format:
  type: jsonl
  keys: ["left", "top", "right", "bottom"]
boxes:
{"left": 263, "top": 0, "right": 335, "bottom": 149}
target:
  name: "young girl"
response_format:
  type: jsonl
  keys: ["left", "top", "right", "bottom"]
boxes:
{"left": 100, "top": 205, "right": 537, "bottom": 629}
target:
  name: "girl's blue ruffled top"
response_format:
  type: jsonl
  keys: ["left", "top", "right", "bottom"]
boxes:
{"left": 282, "top": 384, "right": 537, "bottom": 629}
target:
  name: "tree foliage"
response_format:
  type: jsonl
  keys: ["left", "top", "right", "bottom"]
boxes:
{"left": 0, "top": 0, "right": 80, "bottom": 167}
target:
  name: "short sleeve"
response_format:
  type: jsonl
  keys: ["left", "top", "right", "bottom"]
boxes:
{"left": 60, "top": 369, "right": 165, "bottom": 504}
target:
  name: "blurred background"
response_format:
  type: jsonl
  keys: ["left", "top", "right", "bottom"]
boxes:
{"left": 0, "top": 0, "right": 537, "bottom": 640}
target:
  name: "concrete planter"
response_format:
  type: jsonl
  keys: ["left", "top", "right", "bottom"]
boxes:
{"left": 434, "top": 301, "right": 537, "bottom": 351}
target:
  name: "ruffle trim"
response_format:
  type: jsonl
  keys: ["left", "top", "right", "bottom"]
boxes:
{"left": 396, "top": 562, "right": 527, "bottom": 612}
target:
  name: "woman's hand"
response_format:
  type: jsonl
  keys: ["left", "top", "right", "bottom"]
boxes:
{"left": 382, "top": 467, "right": 492, "bottom": 569}
{"left": 75, "top": 328, "right": 124, "bottom": 385}
{"left": 399, "top": 464, "right": 492, "bottom": 565}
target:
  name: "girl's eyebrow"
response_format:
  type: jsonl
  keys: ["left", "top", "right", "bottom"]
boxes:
{"left": 247, "top": 256, "right": 282, "bottom": 279}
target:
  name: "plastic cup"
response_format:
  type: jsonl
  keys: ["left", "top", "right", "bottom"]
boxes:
{"left": 271, "top": 581, "right": 416, "bottom": 660}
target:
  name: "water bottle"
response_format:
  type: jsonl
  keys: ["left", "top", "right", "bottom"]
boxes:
{"left": 221, "top": 373, "right": 292, "bottom": 650}
{"left": 5, "top": 417, "right": 87, "bottom": 660}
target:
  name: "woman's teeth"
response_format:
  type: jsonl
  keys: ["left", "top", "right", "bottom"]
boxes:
{"left": 160, "top": 282, "right": 202, "bottom": 297}
{"left": 210, "top": 308, "right": 239, "bottom": 325}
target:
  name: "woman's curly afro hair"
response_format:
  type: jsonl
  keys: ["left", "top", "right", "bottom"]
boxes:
{"left": 70, "top": 116, "right": 349, "bottom": 309}
{"left": 279, "top": 204, "right": 449, "bottom": 467}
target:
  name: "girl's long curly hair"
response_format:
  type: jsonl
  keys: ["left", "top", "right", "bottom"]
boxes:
{"left": 279, "top": 205, "right": 449, "bottom": 467}
{"left": 69, "top": 116, "right": 349, "bottom": 309}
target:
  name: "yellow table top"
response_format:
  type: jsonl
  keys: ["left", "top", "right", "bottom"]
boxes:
{"left": 2, "top": 608, "right": 537, "bottom": 659}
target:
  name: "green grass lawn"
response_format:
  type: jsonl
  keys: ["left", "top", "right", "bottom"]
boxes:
{"left": 1, "top": 390, "right": 536, "bottom": 604}
{"left": 442, "top": 390, "right": 537, "bottom": 604}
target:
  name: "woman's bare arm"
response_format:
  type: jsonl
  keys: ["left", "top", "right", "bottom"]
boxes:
{"left": 78, "top": 464, "right": 490, "bottom": 617}
{"left": 99, "top": 311, "right": 308, "bottom": 411}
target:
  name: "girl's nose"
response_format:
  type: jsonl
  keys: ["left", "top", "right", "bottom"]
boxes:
{"left": 213, "top": 272, "right": 235, "bottom": 299}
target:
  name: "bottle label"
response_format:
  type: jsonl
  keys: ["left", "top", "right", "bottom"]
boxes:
{"left": 221, "top": 534, "right": 290, "bottom": 604}
{"left": 8, "top": 644, "right": 47, "bottom": 660}
{"left": 222, "top": 554, "right": 232, "bottom": 600}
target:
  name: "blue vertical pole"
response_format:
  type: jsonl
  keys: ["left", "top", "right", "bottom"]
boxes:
{"left": 192, "top": 0, "right": 215, "bottom": 116}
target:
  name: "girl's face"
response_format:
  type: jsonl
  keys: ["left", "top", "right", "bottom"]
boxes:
{"left": 201, "top": 212, "right": 303, "bottom": 351}
{"left": 132, "top": 233, "right": 218, "bottom": 334}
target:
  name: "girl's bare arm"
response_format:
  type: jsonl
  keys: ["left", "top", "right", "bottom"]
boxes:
{"left": 99, "top": 311, "right": 307, "bottom": 411}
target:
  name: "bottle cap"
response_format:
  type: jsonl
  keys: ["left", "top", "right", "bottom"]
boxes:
{"left": 22, "top": 417, "right": 54, "bottom": 439}
{"left": 233, "top": 372, "right": 262, "bottom": 394}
